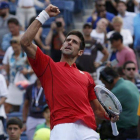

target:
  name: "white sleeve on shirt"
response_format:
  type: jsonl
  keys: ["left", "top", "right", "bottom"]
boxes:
{"left": 122, "top": 29, "right": 133, "bottom": 46}
{"left": 0, "top": 74, "right": 8, "bottom": 97}
{"left": 2, "top": 46, "right": 13, "bottom": 65}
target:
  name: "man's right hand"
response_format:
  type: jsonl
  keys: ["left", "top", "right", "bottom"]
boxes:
{"left": 45, "top": 4, "right": 60, "bottom": 17}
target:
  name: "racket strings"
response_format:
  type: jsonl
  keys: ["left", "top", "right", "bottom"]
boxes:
{"left": 97, "top": 89, "right": 120, "bottom": 114}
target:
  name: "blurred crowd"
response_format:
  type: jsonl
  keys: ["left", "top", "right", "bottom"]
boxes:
{"left": 0, "top": 0, "right": 140, "bottom": 140}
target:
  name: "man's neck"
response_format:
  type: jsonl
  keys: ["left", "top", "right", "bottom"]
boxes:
{"left": 96, "top": 27, "right": 103, "bottom": 33}
{"left": 60, "top": 55, "right": 77, "bottom": 66}
{"left": 120, "top": 11, "right": 126, "bottom": 17}
{"left": 125, "top": 76, "right": 135, "bottom": 83}
{"left": 84, "top": 35, "right": 92, "bottom": 41}
{"left": 117, "top": 44, "right": 124, "bottom": 51}
{"left": 46, "top": 120, "right": 50, "bottom": 127}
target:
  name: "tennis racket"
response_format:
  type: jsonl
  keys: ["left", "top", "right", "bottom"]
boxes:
{"left": 94, "top": 85, "right": 122, "bottom": 136}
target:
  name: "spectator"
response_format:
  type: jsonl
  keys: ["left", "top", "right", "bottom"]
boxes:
{"left": 100, "top": 67, "right": 139, "bottom": 140}
{"left": 90, "top": 18, "right": 109, "bottom": 64}
{"left": 107, "top": 16, "right": 133, "bottom": 60}
{"left": 108, "top": 32, "right": 138, "bottom": 70}
{"left": 22, "top": 79, "right": 46, "bottom": 140}
{"left": 123, "top": 61, "right": 140, "bottom": 93}
{"left": 6, "top": 117, "right": 23, "bottom": 140}
{"left": 4, "top": 37, "right": 29, "bottom": 113}
{"left": 0, "top": 1, "right": 17, "bottom": 49}
{"left": 1, "top": 18, "right": 24, "bottom": 51}
{"left": 133, "top": 13, "right": 140, "bottom": 50}
{"left": 0, "top": 73, "right": 8, "bottom": 139}
{"left": 76, "top": 22, "right": 109, "bottom": 80}
{"left": 45, "top": 15, "right": 66, "bottom": 62}
{"left": 117, "top": 0, "right": 136, "bottom": 35}
{"left": 107, "top": 16, "right": 133, "bottom": 47}
{"left": 16, "top": 0, "right": 50, "bottom": 30}
{"left": 35, "top": 104, "right": 50, "bottom": 132}
{"left": 126, "top": 0, "right": 140, "bottom": 13}
{"left": 90, "top": 18, "right": 108, "bottom": 45}
{"left": 87, "top": 0, "right": 115, "bottom": 32}
{"left": 138, "top": 98, "right": 140, "bottom": 139}
{"left": 105, "top": 0, "right": 118, "bottom": 15}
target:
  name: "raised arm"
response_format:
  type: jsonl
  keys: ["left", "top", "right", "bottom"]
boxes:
{"left": 20, "top": 4, "right": 60, "bottom": 59}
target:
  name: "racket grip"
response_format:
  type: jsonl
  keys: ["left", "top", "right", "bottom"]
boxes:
{"left": 111, "top": 122, "right": 119, "bottom": 136}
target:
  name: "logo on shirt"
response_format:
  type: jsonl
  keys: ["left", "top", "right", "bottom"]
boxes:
{"left": 79, "top": 70, "right": 84, "bottom": 74}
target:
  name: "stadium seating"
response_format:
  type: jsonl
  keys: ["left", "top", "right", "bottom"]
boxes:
{"left": 7, "top": 112, "right": 22, "bottom": 120}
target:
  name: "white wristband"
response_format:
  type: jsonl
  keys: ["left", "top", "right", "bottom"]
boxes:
{"left": 36, "top": 10, "right": 50, "bottom": 25}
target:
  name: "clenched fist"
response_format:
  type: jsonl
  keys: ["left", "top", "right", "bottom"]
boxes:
{"left": 45, "top": 4, "right": 60, "bottom": 17}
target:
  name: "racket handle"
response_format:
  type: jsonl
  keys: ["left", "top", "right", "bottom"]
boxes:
{"left": 111, "top": 122, "right": 119, "bottom": 136}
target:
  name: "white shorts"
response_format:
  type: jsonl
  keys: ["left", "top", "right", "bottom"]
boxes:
{"left": 50, "top": 120, "right": 100, "bottom": 140}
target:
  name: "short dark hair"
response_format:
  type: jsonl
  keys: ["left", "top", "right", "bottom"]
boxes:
{"left": 7, "top": 117, "right": 23, "bottom": 129}
{"left": 123, "top": 61, "right": 135, "bottom": 69}
{"left": 95, "top": 0, "right": 105, "bottom": 5}
{"left": 100, "top": 67, "right": 119, "bottom": 79}
{"left": 65, "top": 30, "right": 85, "bottom": 50}
{"left": 8, "top": 18, "right": 19, "bottom": 26}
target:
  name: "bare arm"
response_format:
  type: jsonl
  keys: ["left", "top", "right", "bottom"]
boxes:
{"left": 90, "top": 99, "right": 119, "bottom": 122}
{"left": 34, "top": 27, "right": 46, "bottom": 49}
{"left": 45, "top": 22, "right": 56, "bottom": 45}
{"left": 90, "top": 99, "right": 107, "bottom": 120}
{"left": 45, "top": 29, "right": 54, "bottom": 45}
{"left": 110, "top": 0, "right": 117, "bottom": 8}
{"left": 58, "top": 30, "right": 65, "bottom": 43}
{"left": 0, "top": 97, "right": 6, "bottom": 106}
{"left": 20, "top": 4, "right": 60, "bottom": 59}
{"left": 100, "top": 48, "right": 109, "bottom": 62}
{"left": 22, "top": 100, "right": 29, "bottom": 123}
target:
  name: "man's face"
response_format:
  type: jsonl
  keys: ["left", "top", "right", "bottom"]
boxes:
{"left": 55, "top": 17, "right": 65, "bottom": 28}
{"left": 0, "top": 8, "right": 8, "bottom": 18}
{"left": 117, "top": 2, "right": 126, "bottom": 14}
{"left": 8, "top": 23, "right": 20, "bottom": 36}
{"left": 83, "top": 26, "right": 92, "bottom": 36}
{"left": 111, "top": 39, "right": 121, "bottom": 49}
{"left": 96, "top": 1, "right": 106, "bottom": 13}
{"left": 61, "top": 35, "right": 83, "bottom": 57}
{"left": 7, "top": 125, "right": 22, "bottom": 140}
{"left": 113, "top": 22, "right": 122, "bottom": 32}
{"left": 11, "top": 42, "right": 21, "bottom": 53}
{"left": 97, "top": 18, "right": 108, "bottom": 31}
{"left": 123, "top": 63, "right": 136, "bottom": 79}
{"left": 43, "top": 108, "right": 50, "bottom": 122}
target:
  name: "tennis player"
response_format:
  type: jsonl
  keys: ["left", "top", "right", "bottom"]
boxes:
{"left": 20, "top": 4, "right": 119, "bottom": 140}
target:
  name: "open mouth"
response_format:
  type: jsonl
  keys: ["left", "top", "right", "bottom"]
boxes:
{"left": 65, "top": 46, "right": 72, "bottom": 50}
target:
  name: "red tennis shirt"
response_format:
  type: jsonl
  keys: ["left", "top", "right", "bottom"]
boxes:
{"left": 28, "top": 47, "right": 97, "bottom": 130}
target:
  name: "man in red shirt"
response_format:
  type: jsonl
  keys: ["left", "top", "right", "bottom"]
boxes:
{"left": 20, "top": 4, "right": 119, "bottom": 140}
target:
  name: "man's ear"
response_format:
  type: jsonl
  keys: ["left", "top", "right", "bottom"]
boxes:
{"left": 78, "top": 50, "right": 84, "bottom": 56}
